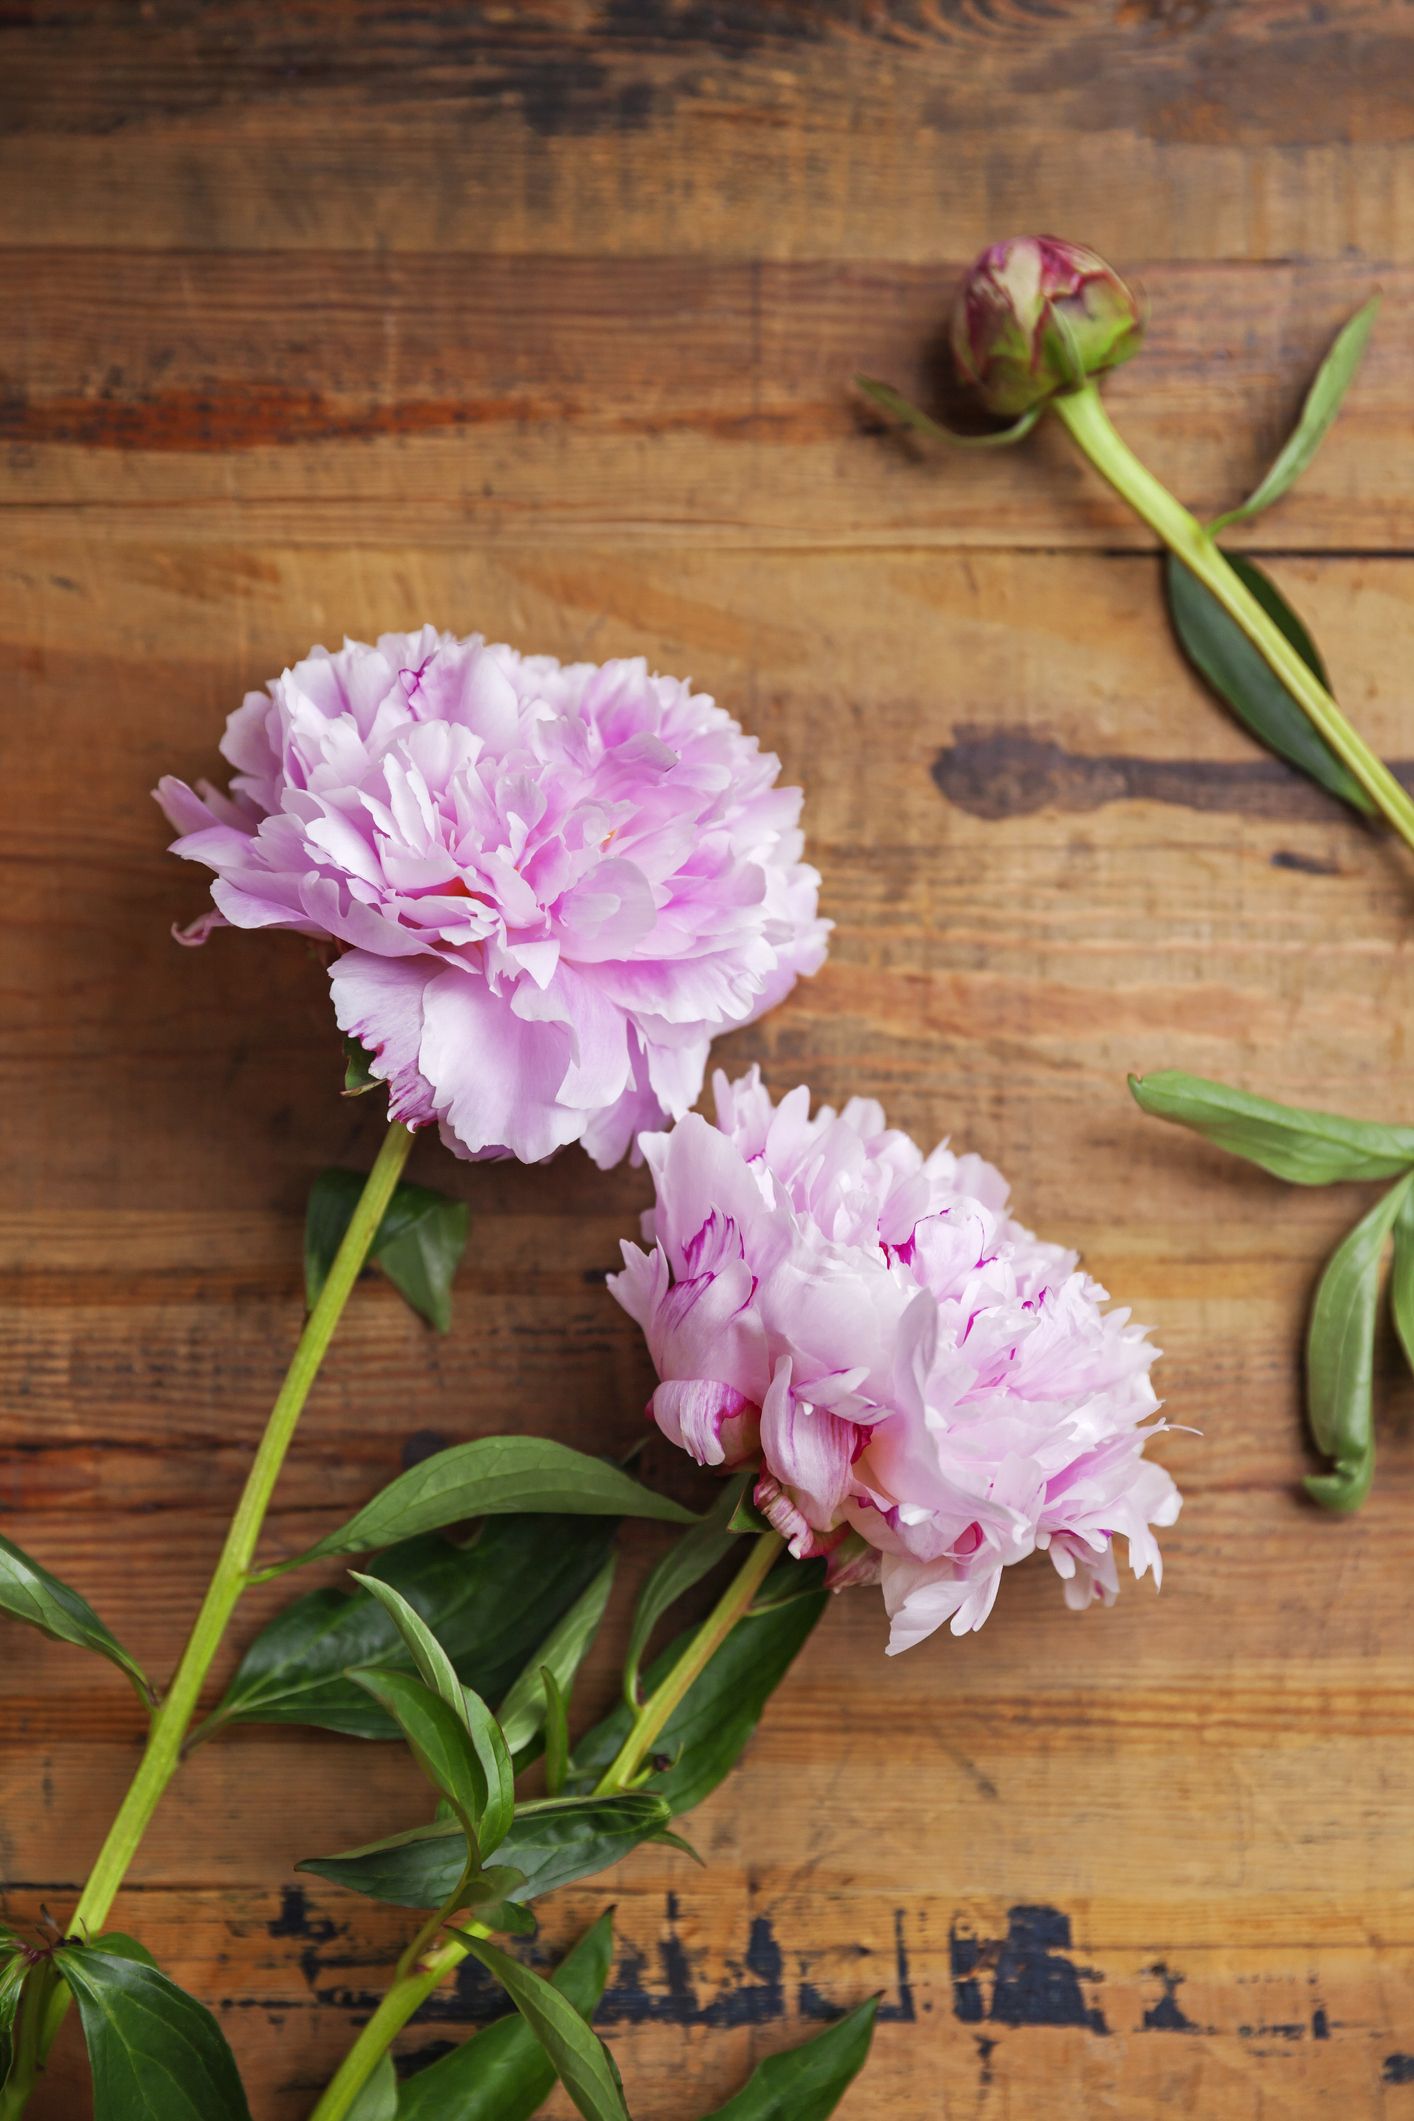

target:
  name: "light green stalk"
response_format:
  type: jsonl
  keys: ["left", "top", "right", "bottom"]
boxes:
{"left": 1053, "top": 384, "right": 1414, "bottom": 854}
{"left": 0, "top": 1122, "right": 415, "bottom": 2118}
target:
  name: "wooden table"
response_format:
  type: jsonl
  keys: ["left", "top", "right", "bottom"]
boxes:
{"left": 4, "top": 6, "right": 1413, "bottom": 2115}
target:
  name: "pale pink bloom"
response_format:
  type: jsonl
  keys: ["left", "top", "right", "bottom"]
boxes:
{"left": 157, "top": 631, "right": 828, "bottom": 1167}
{"left": 610, "top": 1069, "right": 1179, "bottom": 1653}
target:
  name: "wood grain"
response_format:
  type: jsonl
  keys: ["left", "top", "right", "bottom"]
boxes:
{"left": 4, "top": 4, "right": 1414, "bottom": 2117}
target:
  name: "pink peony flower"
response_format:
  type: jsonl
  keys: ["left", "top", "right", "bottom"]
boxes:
{"left": 610, "top": 1069, "right": 1179, "bottom": 1653}
{"left": 156, "top": 630, "right": 828, "bottom": 1167}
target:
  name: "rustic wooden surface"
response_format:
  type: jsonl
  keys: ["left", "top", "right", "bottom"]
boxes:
{"left": 4, "top": 4, "right": 1414, "bottom": 2116}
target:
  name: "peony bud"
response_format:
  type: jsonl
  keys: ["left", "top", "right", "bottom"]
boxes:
{"left": 949, "top": 235, "right": 1144, "bottom": 418}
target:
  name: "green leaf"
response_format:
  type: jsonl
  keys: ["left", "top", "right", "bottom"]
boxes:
{"left": 351, "top": 1668, "right": 495, "bottom": 1851}
{"left": 460, "top": 1690, "right": 517, "bottom": 1861}
{"left": 444, "top": 1932, "right": 628, "bottom": 2121}
{"left": 462, "top": 1867, "right": 538, "bottom": 1938}
{"left": 701, "top": 1998, "right": 878, "bottom": 2120}
{"left": 351, "top": 1570, "right": 467, "bottom": 1712}
{"left": 347, "top": 2052, "right": 399, "bottom": 2121}
{"left": 649, "top": 1827, "right": 705, "bottom": 1867}
{"left": 541, "top": 1668, "right": 570, "bottom": 1799}
{"left": 343, "top": 1037, "right": 379, "bottom": 1097}
{"left": 727, "top": 1492, "right": 770, "bottom": 1536}
{"left": 0, "top": 1534, "right": 150, "bottom": 1703}
{"left": 623, "top": 1474, "right": 749, "bottom": 1709}
{"left": 207, "top": 1517, "right": 616, "bottom": 1740}
{"left": 1390, "top": 1187, "right": 1414, "bottom": 1382}
{"left": 498, "top": 1557, "right": 615, "bottom": 1756}
{"left": 749, "top": 1555, "right": 829, "bottom": 1614}
{"left": 0, "top": 1952, "right": 27, "bottom": 2086}
{"left": 350, "top": 1574, "right": 516, "bottom": 1856}
{"left": 1129, "top": 1071, "right": 1414, "bottom": 1187}
{"left": 299, "top": 1791, "right": 672, "bottom": 1910}
{"left": 1211, "top": 295, "right": 1380, "bottom": 531}
{"left": 282, "top": 1438, "right": 696, "bottom": 1569}
{"left": 1304, "top": 1172, "right": 1414, "bottom": 1511}
{"left": 305, "top": 1168, "right": 470, "bottom": 1332}
{"left": 88, "top": 1935, "right": 158, "bottom": 1969}
{"left": 53, "top": 1944, "right": 252, "bottom": 2121}
{"left": 575, "top": 1581, "right": 827, "bottom": 1816}
{"left": 854, "top": 375, "right": 1042, "bottom": 449}
{"left": 395, "top": 1911, "right": 615, "bottom": 2121}
{"left": 298, "top": 1819, "right": 471, "bottom": 1909}
{"left": 1165, "top": 551, "right": 1373, "bottom": 816}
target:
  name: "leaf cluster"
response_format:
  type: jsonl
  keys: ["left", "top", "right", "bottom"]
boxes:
{"left": 1133, "top": 1069, "right": 1414, "bottom": 1508}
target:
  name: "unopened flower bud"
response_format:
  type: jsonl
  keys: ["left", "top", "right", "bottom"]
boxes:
{"left": 949, "top": 236, "right": 1144, "bottom": 418}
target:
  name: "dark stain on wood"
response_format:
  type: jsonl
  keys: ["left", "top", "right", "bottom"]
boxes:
{"left": 932, "top": 724, "right": 1413, "bottom": 823}
{"left": 951, "top": 1907, "right": 1107, "bottom": 2036}
{"left": 1271, "top": 848, "right": 1343, "bottom": 875}
{"left": 1142, "top": 1962, "right": 1205, "bottom": 2033}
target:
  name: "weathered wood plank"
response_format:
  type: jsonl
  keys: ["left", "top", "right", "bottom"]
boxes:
{"left": 5, "top": 6, "right": 1414, "bottom": 2115}
{"left": 6, "top": 1876, "right": 1414, "bottom": 2117}
{"left": 3, "top": 1, "right": 1414, "bottom": 263}
{"left": 1, "top": 255, "right": 1405, "bottom": 549}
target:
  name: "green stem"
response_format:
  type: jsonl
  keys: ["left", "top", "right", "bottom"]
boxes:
{"left": 592, "top": 1528, "right": 782, "bottom": 1795}
{"left": 20, "top": 1120, "right": 415, "bottom": 2097}
{"left": 306, "top": 1529, "right": 785, "bottom": 2121}
{"left": 1052, "top": 384, "right": 1414, "bottom": 855}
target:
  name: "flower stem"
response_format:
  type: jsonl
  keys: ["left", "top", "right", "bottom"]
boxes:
{"left": 592, "top": 1527, "right": 783, "bottom": 1795}
{"left": 18, "top": 1119, "right": 415, "bottom": 2097}
{"left": 305, "top": 1528, "right": 786, "bottom": 2121}
{"left": 1052, "top": 383, "right": 1414, "bottom": 854}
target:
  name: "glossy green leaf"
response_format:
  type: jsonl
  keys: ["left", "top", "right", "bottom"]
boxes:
{"left": 343, "top": 1037, "right": 379, "bottom": 1097}
{"left": 1304, "top": 1170, "right": 1414, "bottom": 1512}
{"left": 298, "top": 1819, "right": 470, "bottom": 1909}
{"left": 1130, "top": 1071, "right": 1414, "bottom": 1186}
{"left": 0, "top": 1951, "right": 27, "bottom": 2087}
{"left": 749, "top": 1554, "right": 829, "bottom": 1614}
{"left": 701, "top": 1998, "right": 878, "bottom": 2120}
{"left": 88, "top": 1935, "right": 158, "bottom": 1969}
{"left": 623, "top": 1474, "right": 748, "bottom": 1709}
{"left": 1165, "top": 551, "right": 1372, "bottom": 815}
{"left": 396, "top": 1911, "right": 615, "bottom": 2121}
{"left": 350, "top": 1574, "right": 516, "bottom": 1854}
{"left": 305, "top": 1168, "right": 470, "bottom": 1332}
{"left": 541, "top": 1668, "right": 570, "bottom": 1798}
{"left": 854, "top": 375, "right": 1042, "bottom": 449}
{"left": 1390, "top": 1186, "right": 1414, "bottom": 1381}
{"left": 346, "top": 2052, "right": 399, "bottom": 2121}
{"left": 460, "top": 1690, "right": 517, "bottom": 1860}
{"left": 299, "top": 1791, "right": 672, "bottom": 1910}
{"left": 727, "top": 1491, "right": 770, "bottom": 1536}
{"left": 351, "top": 1668, "right": 492, "bottom": 1850}
{"left": 1211, "top": 295, "right": 1380, "bottom": 530}
{"left": 53, "top": 1945, "right": 252, "bottom": 2121}
{"left": 462, "top": 1867, "right": 538, "bottom": 1938}
{"left": 352, "top": 1570, "right": 465, "bottom": 1711}
{"left": 650, "top": 1827, "right": 704, "bottom": 1867}
{"left": 284, "top": 1438, "right": 695, "bottom": 1569}
{"left": 207, "top": 1517, "right": 615, "bottom": 1739}
{"left": 0, "top": 1535, "right": 150, "bottom": 1703}
{"left": 444, "top": 1932, "right": 628, "bottom": 2121}
{"left": 498, "top": 1557, "right": 615, "bottom": 1756}
{"left": 575, "top": 1580, "right": 827, "bottom": 1816}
